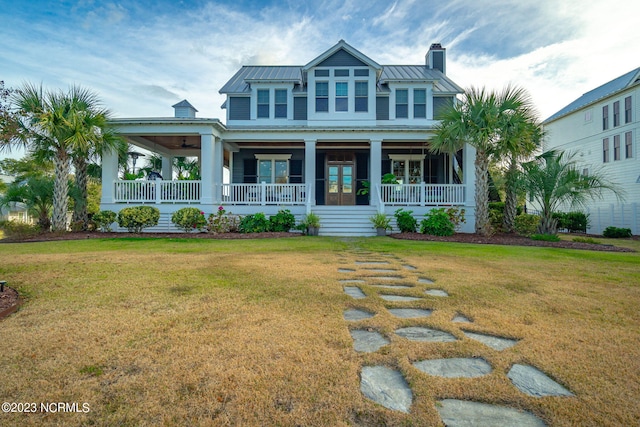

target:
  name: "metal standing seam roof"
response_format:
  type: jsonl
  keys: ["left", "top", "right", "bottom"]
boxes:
{"left": 544, "top": 67, "right": 640, "bottom": 123}
{"left": 219, "top": 64, "right": 463, "bottom": 95}
{"left": 219, "top": 66, "right": 303, "bottom": 94}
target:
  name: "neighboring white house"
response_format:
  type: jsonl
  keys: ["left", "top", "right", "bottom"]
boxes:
{"left": 542, "top": 67, "right": 640, "bottom": 235}
{"left": 0, "top": 174, "right": 32, "bottom": 224}
{"left": 103, "top": 40, "right": 476, "bottom": 235}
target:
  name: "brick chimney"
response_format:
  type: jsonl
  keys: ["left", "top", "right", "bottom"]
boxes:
{"left": 426, "top": 43, "right": 446, "bottom": 74}
{"left": 172, "top": 99, "right": 198, "bottom": 118}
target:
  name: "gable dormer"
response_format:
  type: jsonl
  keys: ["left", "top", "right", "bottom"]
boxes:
{"left": 302, "top": 40, "right": 383, "bottom": 78}
{"left": 304, "top": 40, "right": 381, "bottom": 124}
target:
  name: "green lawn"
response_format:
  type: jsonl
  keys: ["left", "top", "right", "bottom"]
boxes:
{"left": 1, "top": 237, "right": 638, "bottom": 426}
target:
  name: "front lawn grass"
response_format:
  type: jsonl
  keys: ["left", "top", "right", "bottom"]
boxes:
{"left": 1, "top": 237, "right": 638, "bottom": 426}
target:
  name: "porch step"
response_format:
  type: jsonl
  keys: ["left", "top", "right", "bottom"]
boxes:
{"left": 311, "top": 206, "right": 379, "bottom": 237}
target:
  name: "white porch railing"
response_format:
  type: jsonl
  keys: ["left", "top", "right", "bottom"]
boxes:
{"left": 221, "top": 183, "right": 308, "bottom": 205}
{"left": 114, "top": 180, "right": 201, "bottom": 203}
{"left": 379, "top": 183, "right": 465, "bottom": 206}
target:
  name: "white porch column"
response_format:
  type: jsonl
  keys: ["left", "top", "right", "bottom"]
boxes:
{"left": 214, "top": 138, "right": 224, "bottom": 203}
{"left": 305, "top": 139, "right": 316, "bottom": 206}
{"left": 200, "top": 132, "right": 215, "bottom": 205}
{"left": 161, "top": 156, "right": 173, "bottom": 180}
{"left": 370, "top": 139, "right": 382, "bottom": 206}
{"left": 100, "top": 147, "right": 118, "bottom": 204}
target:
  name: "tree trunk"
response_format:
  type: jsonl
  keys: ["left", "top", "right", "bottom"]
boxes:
{"left": 537, "top": 213, "right": 558, "bottom": 235}
{"left": 474, "top": 151, "right": 491, "bottom": 236}
{"left": 52, "top": 151, "right": 70, "bottom": 232}
{"left": 72, "top": 156, "right": 89, "bottom": 228}
{"left": 503, "top": 155, "right": 518, "bottom": 233}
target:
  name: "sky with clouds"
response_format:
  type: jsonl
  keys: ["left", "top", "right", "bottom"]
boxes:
{"left": 1, "top": 0, "right": 639, "bottom": 156}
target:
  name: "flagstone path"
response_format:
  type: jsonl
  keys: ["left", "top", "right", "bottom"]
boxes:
{"left": 341, "top": 248, "right": 574, "bottom": 425}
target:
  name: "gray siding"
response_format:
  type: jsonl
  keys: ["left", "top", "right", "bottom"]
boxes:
{"left": 376, "top": 96, "right": 389, "bottom": 120}
{"left": 432, "top": 51, "right": 445, "bottom": 74}
{"left": 229, "top": 97, "right": 250, "bottom": 120}
{"left": 317, "top": 49, "right": 367, "bottom": 67}
{"left": 294, "top": 96, "right": 307, "bottom": 120}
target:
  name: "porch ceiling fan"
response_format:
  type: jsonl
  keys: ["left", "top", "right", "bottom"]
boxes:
{"left": 181, "top": 138, "right": 196, "bottom": 148}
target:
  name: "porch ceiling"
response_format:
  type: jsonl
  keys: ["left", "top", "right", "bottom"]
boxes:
{"left": 126, "top": 135, "right": 203, "bottom": 156}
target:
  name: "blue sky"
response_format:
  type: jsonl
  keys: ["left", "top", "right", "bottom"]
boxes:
{"left": 1, "top": 0, "right": 639, "bottom": 159}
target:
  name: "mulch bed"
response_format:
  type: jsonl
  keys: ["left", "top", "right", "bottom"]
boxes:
{"left": 1, "top": 230, "right": 635, "bottom": 252}
{"left": 2, "top": 231, "right": 303, "bottom": 243}
{"left": 391, "top": 232, "right": 636, "bottom": 252}
{"left": 0, "top": 287, "right": 21, "bottom": 320}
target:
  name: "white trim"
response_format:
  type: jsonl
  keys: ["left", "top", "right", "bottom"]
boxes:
{"left": 389, "top": 154, "right": 426, "bottom": 161}
{"left": 255, "top": 154, "right": 292, "bottom": 160}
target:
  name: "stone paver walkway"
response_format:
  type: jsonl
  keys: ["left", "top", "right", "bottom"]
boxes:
{"left": 339, "top": 246, "right": 574, "bottom": 424}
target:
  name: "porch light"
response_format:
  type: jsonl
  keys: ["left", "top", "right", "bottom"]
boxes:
{"left": 127, "top": 151, "right": 145, "bottom": 174}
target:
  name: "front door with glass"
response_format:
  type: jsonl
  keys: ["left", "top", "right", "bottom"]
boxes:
{"left": 326, "top": 153, "right": 355, "bottom": 205}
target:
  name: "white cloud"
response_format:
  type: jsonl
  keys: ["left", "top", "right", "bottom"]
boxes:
{"left": 1, "top": 0, "right": 638, "bottom": 126}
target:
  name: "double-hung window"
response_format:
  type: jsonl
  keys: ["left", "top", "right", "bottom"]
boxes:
{"left": 389, "top": 155, "right": 424, "bottom": 184}
{"left": 257, "top": 89, "right": 269, "bottom": 118}
{"left": 316, "top": 82, "right": 328, "bottom": 112}
{"left": 613, "top": 101, "right": 620, "bottom": 127}
{"left": 613, "top": 135, "right": 621, "bottom": 161}
{"left": 275, "top": 89, "right": 287, "bottom": 118}
{"left": 625, "top": 131, "right": 633, "bottom": 158}
{"left": 414, "top": 89, "right": 426, "bottom": 118}
{"left": 396, "top": 89, "right": 408, "bottom": 118}
{"left": 256, "top": 155, "right": 290, "bottom": 184}
{"left": 355, "top": 81, "right": 368, "bottom": 112}
{"left": 602, "top": 105, "right": 609, "bottom": 130}
{"left": 625, "top": 96, "right": 632, "bottom": 123}
{"left": 335, "top": 82, "right": 348, "bottom": 112}
{"left": 603, "top": 138, "right": 609, "bottom": 163}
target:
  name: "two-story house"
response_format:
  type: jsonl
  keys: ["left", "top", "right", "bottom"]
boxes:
{"left": 542, "top": 67, "right": 639, "bottom": 235}
{"left": 102, "top": 40, "right": 475, "bottom": 235}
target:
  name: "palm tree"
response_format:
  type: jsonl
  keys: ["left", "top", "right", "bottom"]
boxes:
{"left": 11, "top": 84, "right": 72, "bottom": 231}
{"left": 521, "top": 150, "right": 623, "bottom": 234}
{"left": 174, "top": 156, "right": 200, "bottom": 180}
{"left": 0, "top": 176, "right": 54, "bottom": 230}
{"left": 431, "top": 87, "right": 503, "bottom": 235}
{"left": 495, "top": 86, "right": 543, "bottom": 232}
{"left": 138, "top": 153, "right": 163, "bottom": 178}
{"left": 9, "top": 83, "right": 118, "bottom": 231}
{"left": 67, "top": 87, "right": 124, "bottom": 227}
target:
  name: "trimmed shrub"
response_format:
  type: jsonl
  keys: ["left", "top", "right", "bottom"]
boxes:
{"left": 117, "top": 206, "right": 160, "bottom": 233}
{"left": 269, "top": 209, "right": 296, "bottom": 232}
{"left": 171, "top": 207, "right": 207, "bottom": 232}
{"left": 564, "top": 211, "right": 589, "bottom": 233}
{"left": 394, "top": 208, "right": 417, "bottom": 233}
{"left": 445, "top": 207, "right": 466, "bottom": 231}
{"left": 238, "top": 213, "right": 270, "bottom": 233}
{"left": 553, "top": 211, "right": 590, "bottom": 233}
{"left": 572, "top": 237, "right": 601, "bottom": 244}
{"left": 602, "top": 226, "right": 632, "bottom": 238}
{"left": 0, "top": 220, "right": 41, "bottom": 240}
{"left": 92, "top": 210, "right": 117, "bottom": 232}
{"left": 531, "top": 233, "right": 561, "bottom": 242}
{"left": 420, "top": 208, "right": 455, "bottom": 236}
{"left": 514, "top": 214, "right": 540, "bottom": 237}
{"left": 207, "top": 206, "right": 240, "bottom": 233}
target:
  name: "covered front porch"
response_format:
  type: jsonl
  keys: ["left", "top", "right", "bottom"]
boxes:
{"left": 103, "top": 119, "right": 476, "bottom": 234}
